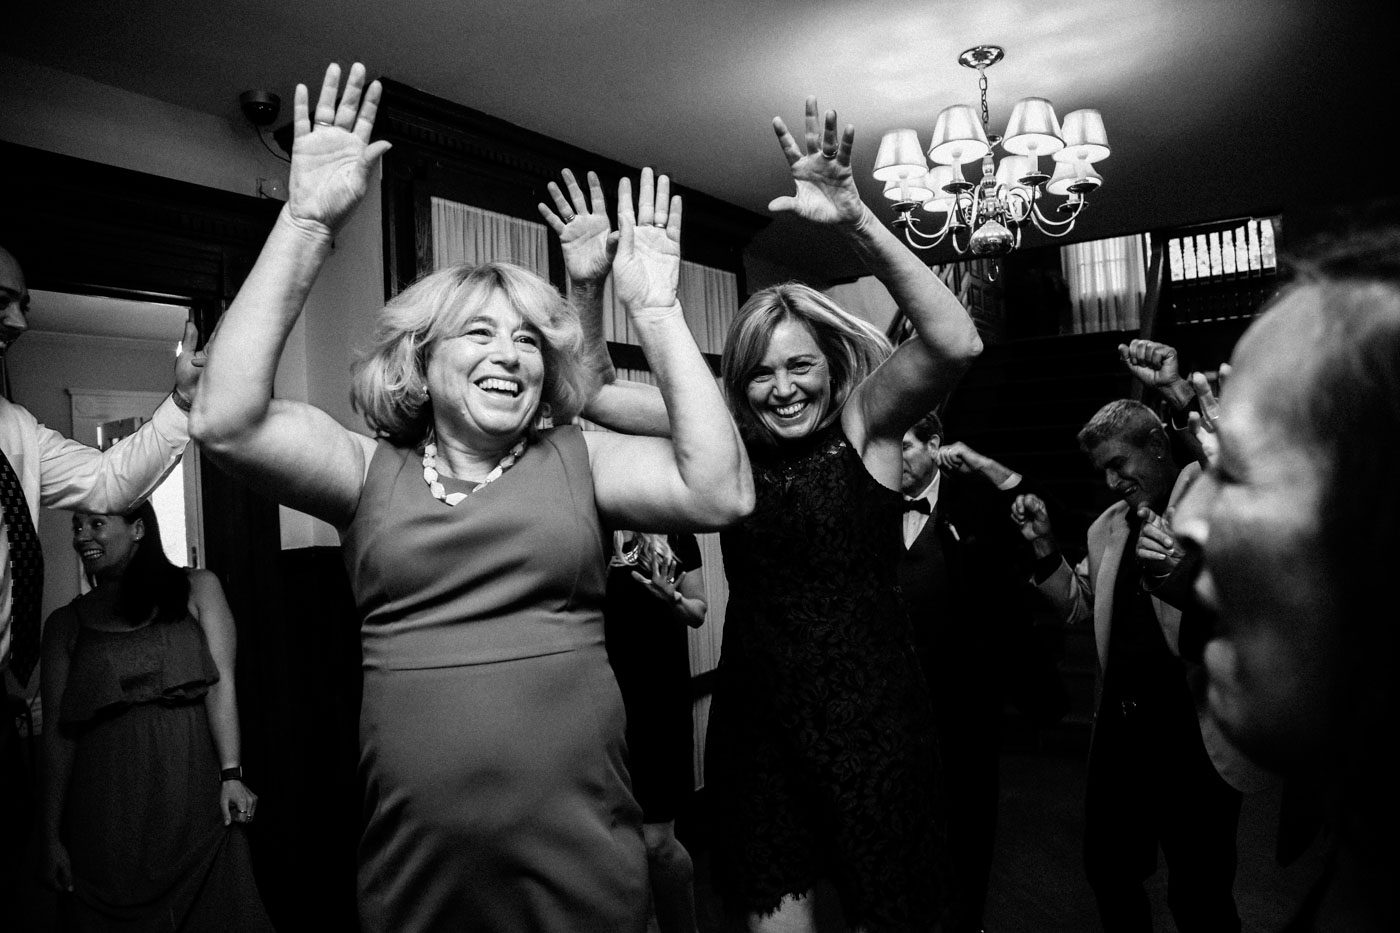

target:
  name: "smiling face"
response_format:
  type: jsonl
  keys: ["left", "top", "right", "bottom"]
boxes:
{"left": 72, "top": 512, "right": 143, "bottom": 582}
{"left": 1174, "top": 291, "right": 1336, "bottom": 770}
{"left": 425, "top": 290, "right": 546, "bottom": 451}
{"left": 0, "top": 249, "right": 30, "bottom": 357}
{"left": 1087, "top": 433, "right": 1174, "bottom": 511}
{"left": 743, "top": 316, "right": 831, "bottom": 442}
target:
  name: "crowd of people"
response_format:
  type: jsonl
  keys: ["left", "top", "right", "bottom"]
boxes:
{"left": 1, "top": 59, "right": 1396, "bottom": 933}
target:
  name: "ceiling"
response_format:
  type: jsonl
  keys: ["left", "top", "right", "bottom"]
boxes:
{"left": 4, "top": 0, "right": 1391, "bottom": 280}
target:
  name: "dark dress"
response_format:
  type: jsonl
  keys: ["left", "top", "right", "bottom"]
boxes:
{"left": 56, "top": 592, "right": 274, "bottom": 932}
{"left": 340, "top": 426, "right": 647, "bottom": 931}
{"left": 705, "top": 423, "right": 944, "bottom": 931}
{"left": 603, "top": 532, "right": 702, "bottom": 823}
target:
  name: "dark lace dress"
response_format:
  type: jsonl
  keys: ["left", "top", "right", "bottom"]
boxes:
{"left": 705, "top": 422, "right": 945, "bottom": 931}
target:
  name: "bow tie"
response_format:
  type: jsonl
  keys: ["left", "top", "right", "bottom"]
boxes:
{"left": 903, "top": 498, "right": 932, "bottom": 515}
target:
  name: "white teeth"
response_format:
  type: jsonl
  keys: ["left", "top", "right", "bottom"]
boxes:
{"left": 476, "top": 377, "right": 520, "bottom": 396}
{"left": 775, "top": 401, "right": 805, "bottom": 417}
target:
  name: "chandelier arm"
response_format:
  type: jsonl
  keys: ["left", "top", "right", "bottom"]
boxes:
{"left": 1029, "top": 199, "right": 1083, "bottom": 230}
{"left": 905, "top": 211, "right": 955, "bottom": 242}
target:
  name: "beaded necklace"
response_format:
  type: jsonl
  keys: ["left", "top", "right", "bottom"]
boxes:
{"left": 421, "top": 436, "right": 527, "bottom": 506}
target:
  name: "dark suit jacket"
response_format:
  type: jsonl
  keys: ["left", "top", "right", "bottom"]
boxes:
{"left": 898, "top": 471, "right": 1068, "bottom": 731}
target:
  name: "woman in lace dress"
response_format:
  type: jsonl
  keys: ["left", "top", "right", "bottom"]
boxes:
{"left": 575, "top": 97, "right": 982, "bottom": 933}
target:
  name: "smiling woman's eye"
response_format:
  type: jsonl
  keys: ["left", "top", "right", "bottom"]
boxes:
{"left": 515, "top": 332, "right": 540, "bottom": 348}
{"left": 749, "top": 371, "right": 774, "bottom": 385}
{"left": 790, "top": 362, "right": 813, "bottom": 375}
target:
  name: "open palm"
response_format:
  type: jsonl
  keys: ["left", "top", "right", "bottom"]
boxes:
{"left": 539, "top": 169, "right": 615, "bottom": 283}
{"left": 612, "top": 169, "right": 682, "bottom": 311}
{"left": 287, "top": 63, "right": 391, "bottom": 235}
{"left": 768, "top": 97, "right": 864, "bottom": 226}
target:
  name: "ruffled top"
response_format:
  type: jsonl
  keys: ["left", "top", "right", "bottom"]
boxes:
{"left": 58, "top": 592, "right": 220, "bottom": 729}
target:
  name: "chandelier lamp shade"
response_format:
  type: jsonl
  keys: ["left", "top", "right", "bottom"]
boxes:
{"left": 874, "top": 45, "right": 1110, "bottom": 258}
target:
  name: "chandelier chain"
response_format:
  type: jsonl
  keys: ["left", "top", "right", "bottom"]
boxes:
{"left": 978, "top": 68, "right": 990, "bottom": 134}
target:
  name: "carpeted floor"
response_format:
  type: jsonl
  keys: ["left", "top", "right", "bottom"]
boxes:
{"left": 686, "top": 745, "right": 1329, "bottom": 933}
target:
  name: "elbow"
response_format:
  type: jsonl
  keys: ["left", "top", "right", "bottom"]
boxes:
{"left": 188, "top": 402, "right": 249, "bottom": 461}
{"left": 695, "top": 474, "right": 755, "bottom": 530}
{"left": 956, "top": 328, "right": 984, "bottom": 368}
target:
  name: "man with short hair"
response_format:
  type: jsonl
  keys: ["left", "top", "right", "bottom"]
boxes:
{"left": 1012, "top": 395, "right": 1248, "bottom": 932}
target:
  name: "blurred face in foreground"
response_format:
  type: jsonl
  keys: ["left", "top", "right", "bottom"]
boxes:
{"left": 1174, "top": 288, "right": 1336, "bottom": 771}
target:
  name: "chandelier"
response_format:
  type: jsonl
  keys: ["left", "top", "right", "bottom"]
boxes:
{"left": 873, "top": 45, "right": 1110, "bottom": 259}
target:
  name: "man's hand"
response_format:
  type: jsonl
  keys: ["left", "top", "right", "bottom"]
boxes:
{"left": 1119, "top": 338, "right": 1192, "bottom": 409}
{"left": 173, "top": 320, "right": 207, "bottom": 405}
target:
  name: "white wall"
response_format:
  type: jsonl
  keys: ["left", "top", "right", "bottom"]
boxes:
{"left": 7, "top": 329, "right": 177, "bottom": 622}
{"left": 0, "top": 54, "right": 383, "bottom": 548}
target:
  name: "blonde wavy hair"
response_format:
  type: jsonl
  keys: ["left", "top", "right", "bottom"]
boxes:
{"left": 351, "top": 262, "right": 590, "bottom": 447}
{"left": 721, "top": 282, "right": 892, "bottom": 444}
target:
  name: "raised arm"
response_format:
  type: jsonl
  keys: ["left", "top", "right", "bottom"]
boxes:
{"left": 189, "top": 569, "right": 257, "bottom": 826}
{"left": 34, "top": 320, "right": 205, "bottom": 514}
{"left": 769, "top": 97, "right": 982, "bottom": 451}
{"left": 190, "top": 63, "right": 389, "bottom": 528}
{"left": 538, "top": 169, "right": 673, "bottom": 437}
{"left": 584, "top": 170, "right": 752, "bottom": 530}
{"left": 936, "top": 440, "right": 1021, "bottom": 490}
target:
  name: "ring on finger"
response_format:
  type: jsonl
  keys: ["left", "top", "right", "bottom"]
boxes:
{"left": 314, "top": 120, "right": 335, "bottom": 127}
{"left": 559, "top": 209, "right": 576, "bottom": 222}
{"left": 822, "top": 148, "right": 839, "bottom": 159}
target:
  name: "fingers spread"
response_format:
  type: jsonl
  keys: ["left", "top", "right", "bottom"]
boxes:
{"left": 293, "top": 83, "right": 310, "bottom": 138}
{"left": 315, "top": 63, "right": 342, "bottom": 126}
{"left": 666, "top": 194, "right": 683, "bottom": 239}
{"left": 637, "top": 168, "right": 655, "bottom": 226}
{"left": 354, "top": 79, "right": 384, "bottom": 143}
{"left": 335, "top": 62, "right": 366, "bottom": 127}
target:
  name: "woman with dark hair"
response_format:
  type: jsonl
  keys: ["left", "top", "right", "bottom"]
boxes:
{"left": 38, "top": 499, "right": 272, "bottom": 929}
{"left": 563, "top": 98, "right": 982, "bottom": 932}
{"left": 1174, "top": 226, "right": 1400, "bottom": 931}
{"left": 190, "top": 64, "right": 750, "bottom": 931}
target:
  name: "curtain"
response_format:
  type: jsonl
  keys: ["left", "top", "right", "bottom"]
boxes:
{"left": 1060, "top": 234, "right": 1150, "bottom": 333}
{"left": 574, "top": 262, "right": 736, "bottom": 356}
{"left": 430, "top": 197, "right": 549, "bottom": 277}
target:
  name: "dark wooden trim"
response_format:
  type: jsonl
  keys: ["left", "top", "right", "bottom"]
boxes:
{"left": 608, "top": 341, "right": 720, "bottom": 377}
{"left": 372, "top": 77, "right": 769, "bottom": 297}
{"left": 0, "top": 142, "right": 282, "bottom": 303}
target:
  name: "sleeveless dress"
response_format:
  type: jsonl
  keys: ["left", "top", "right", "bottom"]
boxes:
{"left": 705, "top": 423, "right": 945, "bottom": 931}
{"left": 57, "top": 593, "right": 274, "bottom": 931}
{"left": 340, "top": 425, "right": 647, "bottom": 931}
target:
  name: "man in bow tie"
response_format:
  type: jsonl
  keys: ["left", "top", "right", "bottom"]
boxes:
{"left": 897, "top": 410, "right": 1063, "bottom": 933}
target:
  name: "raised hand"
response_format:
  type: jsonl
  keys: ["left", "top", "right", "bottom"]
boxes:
{"left": 1011, "top": 493, "right": 1053, "bottom": 543}
{"left": 288, "top": 63, "right": 392, "bottom": 236}
{"left": 1118, "top": 338, "right": 1185, "bottom": 392}
{"left": 1185, "top": 364, "right": 1229, "bottom": 467}
{"left": 173, "top": 319, "right": 207, "bottom": 405}
{"left": 538, "top": 169, "right": 615, "bottom": 284}
{"left": 768, "top": 97, "right": 864, "bottom": 226}
{"left": 612, "top": 168, "right": 682, "bottom": 312}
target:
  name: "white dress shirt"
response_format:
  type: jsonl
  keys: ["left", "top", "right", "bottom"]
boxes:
{"left": 902, "top": 471, "right": 941, "bottom": 550}
{"left": 0, "top": 393, "right": 189, "bottom": 668}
